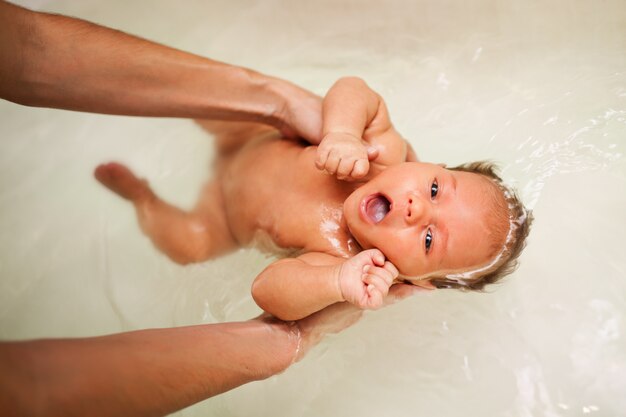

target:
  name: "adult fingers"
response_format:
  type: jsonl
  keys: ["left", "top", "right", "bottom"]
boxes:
{"left": 367, "top": 146, "right": 379, "bottom": 161}
{"left": 384, "top": 283, "right": 426, "bottom": 306}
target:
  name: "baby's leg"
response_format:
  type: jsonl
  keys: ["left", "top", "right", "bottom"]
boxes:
{"left": 95, "top": 163, "right": 236, "bottom": 265}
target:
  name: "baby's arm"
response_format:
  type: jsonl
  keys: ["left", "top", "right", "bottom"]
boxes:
{"left": 251, "top": 249, "right": 399, "bottom": 321}
{"left": 316, "top": 77, "right": 408, "bottom": 180}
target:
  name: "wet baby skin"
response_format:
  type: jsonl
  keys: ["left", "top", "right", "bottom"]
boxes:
{"left": 96, "top": 77, "right": 505, "bottom": 320}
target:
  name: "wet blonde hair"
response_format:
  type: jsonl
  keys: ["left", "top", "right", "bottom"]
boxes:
{"left": 428, "top": 161, "right": 533, "bottom": 291}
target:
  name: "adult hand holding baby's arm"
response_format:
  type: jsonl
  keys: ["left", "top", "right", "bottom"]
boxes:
{"left": 338, "top": 249, "right": 399, "bottom": 310}
{"left": 0, "top": 1, "right": 324, "bottom": 144}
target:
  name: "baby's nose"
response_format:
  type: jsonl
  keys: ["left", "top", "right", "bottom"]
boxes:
{"left": 405, "top": 194, "right": 430, "bottom": 225}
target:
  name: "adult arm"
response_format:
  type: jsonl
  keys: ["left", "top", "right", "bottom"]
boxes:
{"left": 0, "top": 284, "right": 420, "bottom": 417}
{"left": 0, "top": 1, "right": 321, "bottom": 142}
{"left": 0, "top": 318, "right": 300, "bottom": 417}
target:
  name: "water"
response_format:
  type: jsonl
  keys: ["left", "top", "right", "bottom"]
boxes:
{"left": 1, "top": 1, "right": 625, "bottom": 416}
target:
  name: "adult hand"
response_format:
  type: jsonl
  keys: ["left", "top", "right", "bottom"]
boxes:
{"left": 294, "top": 282, "right": 424, "bottom": 361}
{"left": 272, "top": 81, "right": 323, "bottom": 143}
{"left": 0, "top": 1, "right": 322, "bottom": 140}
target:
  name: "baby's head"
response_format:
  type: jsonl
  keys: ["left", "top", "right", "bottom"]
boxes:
{"left": 343, "top": 161, "right": 532, "bottom": 291}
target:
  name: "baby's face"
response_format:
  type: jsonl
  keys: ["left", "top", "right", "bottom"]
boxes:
{"left": 344, "top": 162, "right": 505, "bottom": 279}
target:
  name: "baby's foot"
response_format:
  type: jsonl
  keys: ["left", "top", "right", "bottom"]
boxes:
{"left": 94, "top": 162, "right": 152, "bottom": 202}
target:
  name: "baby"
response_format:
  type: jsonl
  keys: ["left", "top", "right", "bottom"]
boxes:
{"left": 95, "top": 77, "right": 532, "bottom": 321}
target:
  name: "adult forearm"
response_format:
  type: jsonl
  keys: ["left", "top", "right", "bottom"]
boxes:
{"left": 0, "top": 319, "right": 299, "bottom": 417}
{"left": 0, "top": 2, "right": 294, "bottom": 126}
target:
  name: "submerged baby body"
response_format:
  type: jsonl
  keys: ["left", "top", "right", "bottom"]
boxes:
{"left": 96, "top": 76, "right": 531, "bottom": 320}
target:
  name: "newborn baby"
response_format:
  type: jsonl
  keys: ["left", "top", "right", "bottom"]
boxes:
{"left": 95, "top": 77, "right": 532, "bottom": 320}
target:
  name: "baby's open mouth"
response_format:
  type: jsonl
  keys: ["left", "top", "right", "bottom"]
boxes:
{"left": 365, "top": 194, "right": 391, "bottom": 224}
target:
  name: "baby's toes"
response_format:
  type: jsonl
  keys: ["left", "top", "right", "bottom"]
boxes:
{"left": 94, "top": 163, "right": 149, "bottom": 201}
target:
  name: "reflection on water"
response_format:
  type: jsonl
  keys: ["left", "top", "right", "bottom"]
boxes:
{"left": 1, "top": 0, "right": 625, "bottom": 416}
{"left": 501, "top": 87, "right": 624, "bottom": 209}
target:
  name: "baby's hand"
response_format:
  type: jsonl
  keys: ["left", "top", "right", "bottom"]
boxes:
{"left": 315, "top": 132, "right": 379, "bottom": 181}
{"left": 337, "top": 249, "right": 399, "bottom": 310}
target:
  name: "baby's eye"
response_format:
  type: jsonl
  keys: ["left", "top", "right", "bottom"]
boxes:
{"left": 431, "top": 180, "right": 439, "bottom": 199}
{"left": 425, "top": 228, "right": 433, "bottom": 253}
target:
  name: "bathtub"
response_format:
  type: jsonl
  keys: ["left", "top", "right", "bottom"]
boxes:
{"left": 1, "top": 0, "right": 625, "bottom": 416}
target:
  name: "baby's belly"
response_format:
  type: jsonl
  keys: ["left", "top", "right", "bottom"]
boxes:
{"left": 218, "top": 137, "right": 320, "bottom": 251}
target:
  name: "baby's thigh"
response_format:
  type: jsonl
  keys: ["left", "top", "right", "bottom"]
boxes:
{"left": 194, "top": 180, "right": 237, "bottom": 251}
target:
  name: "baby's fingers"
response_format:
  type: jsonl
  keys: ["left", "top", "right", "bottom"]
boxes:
{"left": 324, "top": 152, "right": 341, "bottom": 175}
{"left": 359, "top": 248, "right": 385, "bottom": 267}
{"left": 315, "top": 147, "right": 330, "bottom": 171}
{"left": 350, "top": 158, "right": 370, "bottom": 179}
{"left": 363, "top": 270, "right": 391, "bottom": 297}
{"left": 365, "top": 284, "right": 384, "bottom": 309}
{"left": 382, "top": 261, "right": 400, "bottom": 280}
{"left": 336, "top": 158, "right": 357, "bottom": 180}
{"left": 364, "top": 265, "right": 394, "bottom": 287}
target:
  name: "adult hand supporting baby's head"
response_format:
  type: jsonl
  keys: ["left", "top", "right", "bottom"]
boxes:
{"left": 291, "top": 282, "right": 424, "bottom": 361}
{"left": 384, "top": 283, "right": 427, "bottom": 306}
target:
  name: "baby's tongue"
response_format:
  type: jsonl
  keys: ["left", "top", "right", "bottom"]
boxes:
{"left": 366, "top": 195, "right": 390, "bottom": 223}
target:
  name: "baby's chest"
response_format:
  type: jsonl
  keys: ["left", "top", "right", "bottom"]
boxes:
{"left": 218, "top": 143, "right": 355, "bottom": 255}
